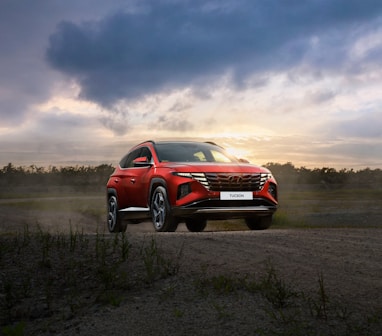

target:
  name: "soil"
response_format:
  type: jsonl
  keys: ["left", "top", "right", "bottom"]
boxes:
{"left": 74, "top": 227, "right": 382, "bottom": 336}
{"left": 1, "top": 219, "right": 382, "bottom": 335}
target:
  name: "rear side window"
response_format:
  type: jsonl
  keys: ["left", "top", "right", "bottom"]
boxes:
{"left": 140, "top": 147, "right": 153, "bottom": 163}
{"left": 119, "top": 147, "right": 152, "bottom": 168}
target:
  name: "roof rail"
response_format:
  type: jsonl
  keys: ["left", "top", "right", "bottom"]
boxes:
{"left": 137, "top": 140, "right": 156, "bottom": 146}
{"left": 205, "top": 141, "right": 224, "bottom": 148}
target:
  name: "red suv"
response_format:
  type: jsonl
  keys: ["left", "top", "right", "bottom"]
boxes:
{"left": 106, "top": 140, "right": 278, "bottom": 232}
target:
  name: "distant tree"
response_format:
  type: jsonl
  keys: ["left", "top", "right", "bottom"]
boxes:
{"left": 0, "top": 162, "right": 380, "bottom": 190}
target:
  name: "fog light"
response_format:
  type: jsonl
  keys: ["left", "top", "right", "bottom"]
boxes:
{"left": 177, "top": 183, "right": 191, "bottom": 199}
{"left": 268, "top": 183, "right": 277, "bottom": 200}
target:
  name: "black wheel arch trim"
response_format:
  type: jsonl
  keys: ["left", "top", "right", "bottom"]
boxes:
{"left": 107, "top": 188, "right": 118, "bottom": 198}
{"left": 148, "top": 178, "right": 167, "bottom": 203}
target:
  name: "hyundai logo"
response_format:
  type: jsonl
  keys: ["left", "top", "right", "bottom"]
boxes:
{"left": 228, "top": 175, "right": 243, "bottom": 184}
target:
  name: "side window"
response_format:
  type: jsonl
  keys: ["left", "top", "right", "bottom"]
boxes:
{"left": 193, "top": 151, "right": 207, "bottom": 162}
{"left": 140, "top": 147, "right": 153, "bottom": 163}
{"left": 120, "top": 148, "right": 142, "bottom": 168}
{"left": 119, "top": 153, "right": 130, "bottom": 168}
{"left": 211, "top": 150, "right": 231, "bottom": 163}
{"left": 119, "top": 147, "right": 153, "bottom": 168}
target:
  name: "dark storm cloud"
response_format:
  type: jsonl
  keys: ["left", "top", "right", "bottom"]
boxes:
{"left": 0, "top": 0, "right": 55, "bottom": 125}
{"left": 46, "top": 0, "right": 382, "bottom": 107}
{"left": 0, "top": 0, "right": 134, "bottom": 125}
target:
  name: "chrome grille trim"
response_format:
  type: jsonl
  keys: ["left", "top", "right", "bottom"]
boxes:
{"left": 189, "top": 173, "right": 209, "bottom": 188}
{"left": 204, "top": 173, "right": 264, "bottom": 191}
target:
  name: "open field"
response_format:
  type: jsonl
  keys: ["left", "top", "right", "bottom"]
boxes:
{"left": 1, "top": 187, "right": 381, "bottom": 233}
{"left": 1, "top": 187, "right": 382, "bottom": 335}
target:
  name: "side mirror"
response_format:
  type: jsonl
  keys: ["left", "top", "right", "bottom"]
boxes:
{"left": 133, "top": 157, "right": 152, "bottom": 167}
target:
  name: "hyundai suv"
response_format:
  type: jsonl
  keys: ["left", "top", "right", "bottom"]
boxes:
{"left": 106, "top": 140, "right": 278, "bottom": 232}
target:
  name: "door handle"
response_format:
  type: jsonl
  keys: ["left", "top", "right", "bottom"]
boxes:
{"left": 130, "top": 178, "right": 136, "bottom": 184}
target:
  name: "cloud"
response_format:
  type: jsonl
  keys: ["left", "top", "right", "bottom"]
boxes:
{"left": 329, "top": 110, "right": 382, "bottom": 138}
{"left": 155, "top": 114, "right": 194, "bottom": 132}
{"left": 0, "top": 107, "right": 108, "bottom": 165}
{"left": 46, "top": 0, "right": 382, "bottom": 108}
{"left": 2, "top": 0, "right": 382, "bottom": 168}
{"left": 99, "top": 109, "right": 130, "bottom": 135}
{"left": 305, "top": 89, "right": 338, "bottom": 105}
{"left": 0, "top": 0, "right": 139, "bottom": 125}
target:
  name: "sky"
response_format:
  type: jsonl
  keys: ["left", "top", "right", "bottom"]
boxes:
{"left": 1, "top": 0, "right": 382, "bottom": 169}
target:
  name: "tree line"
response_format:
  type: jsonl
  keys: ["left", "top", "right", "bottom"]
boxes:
{"left": 0, "top": 162, "right": 381, "bottom": 190}
{"left": 264, "top": 162, "right": 382, "bottom": 189}
{"left": 0, "top": 163, "right": 115, "bottom": 190}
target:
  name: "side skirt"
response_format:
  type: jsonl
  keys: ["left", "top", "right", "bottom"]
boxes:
{"left": 119, "top": 207, "right": 151, "bottom": 220}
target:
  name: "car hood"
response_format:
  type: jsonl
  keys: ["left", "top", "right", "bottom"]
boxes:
{"left": 158, "top": 162, "right": 270, "bottom": 174}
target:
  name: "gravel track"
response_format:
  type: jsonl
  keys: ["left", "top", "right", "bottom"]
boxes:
{"left": 53, "top": 227, "right": 382, "bottom": 335}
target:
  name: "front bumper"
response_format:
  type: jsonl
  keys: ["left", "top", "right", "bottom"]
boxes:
{"left": 171, "top": 198, "right": 277, "bottom": 220}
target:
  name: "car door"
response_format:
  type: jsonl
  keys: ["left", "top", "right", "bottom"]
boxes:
{"left": 119, "top": 147, "right": 152, "bottom": 208}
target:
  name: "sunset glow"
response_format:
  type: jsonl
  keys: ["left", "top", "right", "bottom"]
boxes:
{"left": 1, "top": 1, "right": 382, "bottom": 169}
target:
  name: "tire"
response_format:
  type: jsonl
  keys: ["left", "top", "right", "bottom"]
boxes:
{"left": 185, "top": 219, "right": 207, "bottom": 232}
{"left": 151, "top": 186, "right": 178, "bottom": 232}
{"left": 107, "top": 195, "right": 127, "bottom": 233}
{"left": 245, "top": 216, "right": 272, "bottom": 230}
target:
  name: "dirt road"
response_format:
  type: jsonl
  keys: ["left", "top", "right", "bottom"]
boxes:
{"left": 1, "top": 202, "right": 382, "bottom": 335}
{"left": 136, "top": 227, "right": 382, "bottom": 305}
{"left": 52, "top": 227, "right": 382, "bottom": 336}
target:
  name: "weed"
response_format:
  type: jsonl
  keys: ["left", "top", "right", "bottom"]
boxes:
{"left": 140, "top": 237, "right": 181, "bottom": 283}
{"left": 196, "top": 274, "right": 238, "bottom": 295}
{"left": 118, "top": 232, "right": 130, "bottom": 262}
{"left": 1, "top": 322, "right": 25, "bottom": 336}
{"left": 95, "top": 230, "right": 111, "bottom": 266}
{"left": 20, "top": 275, "right": 32, "bottom": 298}
{"left": 97, "top": 264, "right": 119, "bottom": 290}
{"left": 211, "top": 301, "right": 230, "bottom": 320}
{"left": 96, "top": 291, "right": 123, "bottom": 307}
{"left": 173, "top": 308, "right": 184, "bottom": 318}
{"left": 0, "top": 275, "right": 15, "bottom": 323}
{"left": 211, "top": 275, "right": 237, "bottom": 294}
{"left": 21, "top": 224, "right": 31, "bottom": 249}
{"left": 308, "top": 271, "right": 329, "bottom": 320}
{"left": 260, "top": 261, "right": 298, "bottom": 309}
{"left": 158, "top": 283, "right": 177, "bottom": 302}
{"left": 264, "top": 308, "right": 308, "bottom": 336}
{"left": 69, "top": 225, "right": 78, "bottom": 252}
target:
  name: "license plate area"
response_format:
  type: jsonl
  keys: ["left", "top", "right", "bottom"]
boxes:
{"left": 220, "top": 191, "right": 253, "bottom": 200}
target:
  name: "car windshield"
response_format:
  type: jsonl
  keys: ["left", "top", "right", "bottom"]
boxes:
{"left": 155, "top": 142, "right": 238, "bottom": 163}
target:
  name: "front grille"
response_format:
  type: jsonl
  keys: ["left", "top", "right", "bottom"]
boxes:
{"left": 205, "top": 173, "right": 263, "bottom": 191}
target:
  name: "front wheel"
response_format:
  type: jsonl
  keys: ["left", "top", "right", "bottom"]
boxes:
{"left": 151, "top": 186, "right": 178, "bottom": 232}
{"left": 107, "top": 195, "right": 127, "bottom": 233}
{"left": 245, "top": 216, "right": 272, "bottom": 230}
{"left": 185, "top": 219, "right": 207, "bottom": 232}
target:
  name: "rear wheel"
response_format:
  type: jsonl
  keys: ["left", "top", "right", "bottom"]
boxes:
{"left": 107, "top": 195, "right": 127, "bottom": 233}
{"left": 185, "top": 219, "right": 207, "bottom": 232}
{"left": 151, "top": 186, "right": 178, "bottom": 232}
{"left": 245, "top": 216, "right": 272, "bottom": 230}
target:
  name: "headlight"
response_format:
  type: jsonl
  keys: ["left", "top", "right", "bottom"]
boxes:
{"left": 260, "top": 173, "right": 273, "bottom": 189}
{"left": 172, "top": 172, "right": 209, "bottom": 189}
{"left": 172, "top": 172, "right": 193, "bottom": 178}
{"left": 261, "top": 173, "right": 273, "bottom": 180}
